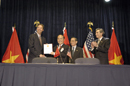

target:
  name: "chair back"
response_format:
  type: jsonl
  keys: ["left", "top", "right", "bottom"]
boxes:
{"left": 32, "top": 57, "right": 57, "bottom": 63}
{"left": 75, "top": 58, "right": 100, "bottom": 65}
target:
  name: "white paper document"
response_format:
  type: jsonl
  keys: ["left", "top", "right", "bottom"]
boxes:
{"left": 44, "top": 44, "right": 53, "bottom": 54}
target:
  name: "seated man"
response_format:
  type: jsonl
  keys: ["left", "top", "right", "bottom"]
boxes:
{"left": 70, "top": 37, "right": 83, "bottom": 63}
{"left": 50, "top": 34, "right": 69, "bottom": 63}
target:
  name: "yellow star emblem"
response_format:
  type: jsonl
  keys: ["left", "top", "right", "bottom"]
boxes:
{"left": 2, "top": 51, "right": 19, "bottom": 63}
{"left": 109, "top": 53, "right": 122, "bottom": 65}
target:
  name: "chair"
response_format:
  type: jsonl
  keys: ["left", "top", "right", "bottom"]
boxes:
{"left": 32, "top": 57, "right": 57, "bottom": 63}
{"left": 75, "top": 58, "right": 100, "bottom": 65}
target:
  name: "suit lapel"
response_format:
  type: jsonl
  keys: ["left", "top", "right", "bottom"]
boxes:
{"left": 99, "top": 38, "right": 104, "bottom": 46}
{"left": 41, "top": 37, "right": 43, "bottom": 46}
{"left": 59, "top": 44, "right": 64, "bottom": 52}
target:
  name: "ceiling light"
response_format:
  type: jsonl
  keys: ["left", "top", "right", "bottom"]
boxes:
{"left": 105, "top": 0, "right": 110, "bottom": 2}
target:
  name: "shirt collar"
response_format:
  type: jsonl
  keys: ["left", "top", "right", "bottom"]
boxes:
{"left": 59, "top": 44, "right": 63, "bottom": 47}
{"left": 36, "top": 32, "right": 41, "bottom": 38}
{"left": 72, "top": 45, "right": 77, "bottom": 50}
{"left": 99, "top": 37, "right": 103, "bottom": 41}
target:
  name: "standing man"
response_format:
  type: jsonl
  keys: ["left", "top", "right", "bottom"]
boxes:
{"left": 70, "top": 37, "right": 83, "bottom": 63}
{"left": 50, "top": 34, "right": 69, "bottom": 63}
{"left": 91, "top": 28, "right": 110, "bottom": 64}
{"left": 28, "top": 24, "right": 46, "bottom": 63}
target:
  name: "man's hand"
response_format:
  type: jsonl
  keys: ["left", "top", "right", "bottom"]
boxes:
{"left": 39, "top": 54, "right": 46, "bottom": 58}
{"left": 91, "top": 41, "right": 98, "bottom": 47}
{"left": 50, "top": 52, "right": 55, "bottom": 55}
{"left": 91, "top": 42, "right": 94, "bottom": 49}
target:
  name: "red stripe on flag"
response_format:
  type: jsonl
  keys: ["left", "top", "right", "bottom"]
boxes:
{"left": 83, "top": 46, "right": 89, "bottom": 58}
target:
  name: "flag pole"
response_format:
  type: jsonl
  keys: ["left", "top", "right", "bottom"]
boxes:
{"left": 112, "top": 21, "right": 114, "bottom": 28}
{"left": 12, "top": 23, "right": 16, "bottom": 32}
{"left": 14, "top": 23, "right": 16, "bottom": 28}
{"left": 0, "top": 0, "right": 1, "bottom": 7}
{"left": 64, "top": 22, "right": 66, "bottom": 28}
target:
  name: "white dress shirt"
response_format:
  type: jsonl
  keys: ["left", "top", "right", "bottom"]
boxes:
{"left": 72, "top": 45, "right": 77, "bottom": 52}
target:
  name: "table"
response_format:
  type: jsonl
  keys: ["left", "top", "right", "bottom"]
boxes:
{"left": 0, "top": 63, "right": 130, "bottom": 86}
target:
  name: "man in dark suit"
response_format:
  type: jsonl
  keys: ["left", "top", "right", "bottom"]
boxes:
{"left": 28, "top": 24, "right": 46, "bottom": 63}
{"left": 91, "top": 28, "right": 110, "bottom": 64}
{"left": 70, "top": 37, "right": 83, "bottom": 63}
{"left": 50, "top": 35, "right": 69, "bottom": 63}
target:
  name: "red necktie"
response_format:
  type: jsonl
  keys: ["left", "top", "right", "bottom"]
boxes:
{"left": 58, "top": 45, "right": 61, "bottom": 50}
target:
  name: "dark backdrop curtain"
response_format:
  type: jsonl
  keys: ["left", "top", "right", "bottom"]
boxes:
{"left": 0, "top": 0, "right": 130, "bottom": 64}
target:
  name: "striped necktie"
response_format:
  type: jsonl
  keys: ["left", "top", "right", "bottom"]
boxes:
{"left": 58, "top": 45, "right": 61, "bottom": 50}
{"left": 97, "top": 39, "right": 100, "bottom": 45}
{"left": 72, "top": 47, "right": 74, "bottom": 56}
{"left": 39, "top": 36, "right": 42, "bottom": 46}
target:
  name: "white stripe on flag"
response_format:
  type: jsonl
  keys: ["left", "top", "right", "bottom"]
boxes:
{"left": 26, "top": 49, "right": 29, "bottom": 63}
{"left": 83, "top": 41, "right": 94, "bottom": 58}
{"left": 84, "top": 41, "right": 91, "bottom": 58}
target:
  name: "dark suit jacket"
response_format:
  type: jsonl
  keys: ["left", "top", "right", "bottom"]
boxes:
{"left": 28, "top": 33, "right": 46, "bottom": 63}
{"left": 91, "top": 37, "right": 110, "bottom": 64}
{"left": 54, "top": 44, "right": 69, "bottom": 63}
{"left": 70, "top": 46, "right": 83, "bottom": 63}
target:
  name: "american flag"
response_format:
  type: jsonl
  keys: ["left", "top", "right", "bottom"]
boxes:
{"left": 83, "top": 30, "right": 94, "bottom": 58}
{"left": 67, "top": 47, "right": 72, "bottom": 59}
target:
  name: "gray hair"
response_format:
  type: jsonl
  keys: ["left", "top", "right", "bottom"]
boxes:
{"left": 96, "top": 28, "right": 105, "bottom": 35}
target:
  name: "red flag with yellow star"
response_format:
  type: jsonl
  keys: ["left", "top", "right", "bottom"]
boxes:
{"left": 108, "top": 28, "right": 124, "bottom": 65}
{"left": 2, "top": 27, "right": 24, "bottom": 63}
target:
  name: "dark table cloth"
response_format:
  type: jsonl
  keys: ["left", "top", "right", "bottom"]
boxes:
{"left": 0, "top": 63, "right": 130, "bottom": 86}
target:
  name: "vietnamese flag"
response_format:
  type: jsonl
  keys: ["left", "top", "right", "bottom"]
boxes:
{"left": 2, "top": 27, "right": 24, "bottom": 63}
{"left": 54, "top": 47, "right": 60, "bottom": 58}
{"left": 108, "top": 28, "right": 124, "bottom": 65}
{"left": 63, "top": 27, "right": 70, "bottom": 46}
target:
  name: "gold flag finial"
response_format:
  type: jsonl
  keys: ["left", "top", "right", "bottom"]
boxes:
{"left": 87, "top": 21, "right": 93, "bottom": 32}
{"left": 64, "top": 22, "right": 66, "bottom": 27}
{"left": 34, "top": 20, "right": 40, "bottom": 27}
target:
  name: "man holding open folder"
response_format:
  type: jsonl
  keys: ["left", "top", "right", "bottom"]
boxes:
{"left": 50, "top": 34, "right": 69, "bottom": 63}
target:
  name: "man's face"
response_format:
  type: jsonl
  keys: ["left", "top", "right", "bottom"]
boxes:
{"left": 36, "top": 25, "right": 44, "bottom": 34}
{"left": 57, "top": 35, "right": 64, "bottom": 45}
{"left": 70, "top": 38, "right": 77, "bottom": 46}
{"left": 95, "top": 30, "right": 103, "bottom": 39}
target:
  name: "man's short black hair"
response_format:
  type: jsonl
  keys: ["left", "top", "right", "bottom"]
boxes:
{"left": 57, "top": 34, "right": 65, "bottom": 39}
{"left": 71, "top": 37, "right": 78, "bottom": 41}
